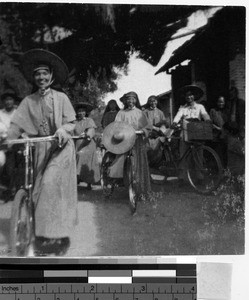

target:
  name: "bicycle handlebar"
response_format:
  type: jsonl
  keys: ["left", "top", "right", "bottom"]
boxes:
{"left": 3, "top": 135, "right": 86, "bottom": 145}
{"left": 135, "top": 130, "right": 144, "bottom": 135}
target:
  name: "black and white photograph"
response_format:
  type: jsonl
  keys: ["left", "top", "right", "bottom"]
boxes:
{"left": 0, "top": 2, "right": 245, "bottom": 259}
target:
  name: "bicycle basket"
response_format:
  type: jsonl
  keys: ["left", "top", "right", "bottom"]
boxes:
{"left": 183, "top": 120, "right": 213, "bottom": 142}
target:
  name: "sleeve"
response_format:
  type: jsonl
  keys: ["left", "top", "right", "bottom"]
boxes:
{"left": 61, "top": 94, "right": 76, "bottom": 133}
{"left": 62, "top": 94, "right": 76, "bottom": 124}
{"left": 173, "top": 107, "right": 184, "bottom": 123}
{"left": 158, "top": 110, "right": 169, "bottom": 126}
{"left": 200, "top": 105, "right": 211, "bottom": 121}
{"left": 88, "top": 118, "right": 97, "bottom": 129}
{"left": 10, "top": 97, "right": 39, "bottom": 136}
{"left": 7, "top": 123, "right": 23, "bottom": 140}
{"left": 143, "top": 110, "right": 153, "bottom": 127}
{"left": 115, "top": 110, "right": 124, "bottom": 122}
{"left": 84, "top": 118, "right": 97, "bottom": 138}
{"left": 140, "top": 111, "right": 152, "bottom": 137}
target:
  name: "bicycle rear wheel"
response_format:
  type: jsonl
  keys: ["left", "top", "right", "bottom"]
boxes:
{"left": 187, "top": 145, "right": 223, "bottom": 194}
{"left": 100, "top": 152, "right": 115, "bottom": 198}
{"left": 125, "top": 155, "right": 137, "bottom": 214}
{"left": 10, "top": 189, "right": 32, "bottom": 256}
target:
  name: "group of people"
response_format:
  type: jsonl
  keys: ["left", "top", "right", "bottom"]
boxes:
{"left": 98, "top": 83, "right": 245, "bottom": 185}
{"left": 0, "top": 48, "right": 245, "bottom": 257}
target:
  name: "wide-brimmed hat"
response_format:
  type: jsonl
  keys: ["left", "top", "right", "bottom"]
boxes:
{"left": 102, "top": 121, "right": 136, "bottom": 154}
{"left": 21, "top": 49, "right": 69, "bottom": 85}
{"left": 178, "top": 84, "right": 204, "bottom": 100}
{"left": 75, "top": 102, "right": 94, "bottom": 112}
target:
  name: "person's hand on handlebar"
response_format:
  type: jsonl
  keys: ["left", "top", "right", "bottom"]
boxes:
{"left": 80, "top": 131, "right": 91, "bottom": 141}
{"left": 170, "top": 122, "right": 179, "bottom": 130}
{"left": 55, "top": 127, "right": 70, "bottom": 148}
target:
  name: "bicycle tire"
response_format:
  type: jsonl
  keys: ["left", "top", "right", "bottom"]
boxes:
{"left": 100, "top": 152, "right": 115, "bottom": 198}
{"left": 10, "top": 189, "right": 32, "bottom": 256}
{"left": 125, "top": 155, "right": 137, "bottom": 214}
{"left": 187, "top": 145, "right": 223, "bottom": 194}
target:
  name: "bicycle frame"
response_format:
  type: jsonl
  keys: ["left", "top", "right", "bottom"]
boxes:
{"left": 163, "top": 135, "right": 203, "bottom": 174}
{"left": 6, "top": 136, "right": 56, "bottom": 249}
{"left": 4, "top": 135, "right": 82, "bottom": 254}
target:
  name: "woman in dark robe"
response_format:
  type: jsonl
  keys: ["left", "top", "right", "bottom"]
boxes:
{"left": 101, "top": 99, "right": 120, "bottom": 129}
{"left": 74, "top": 102, "right": 100, "bottom": 189}
{"left": 0, "top": 49, "right": 77, "bottom": 256}
{"left": 210, "top": 96, "right": 229, "bottom": 168}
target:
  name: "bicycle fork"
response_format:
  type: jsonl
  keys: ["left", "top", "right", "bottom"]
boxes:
{"left": 24, "top": 142, "right": 35, "bottom": 253}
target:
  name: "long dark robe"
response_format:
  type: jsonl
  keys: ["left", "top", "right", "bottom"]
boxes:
{"left": 74, "top": 118, "right": 100, "bottom": 184}
{"left": 8, "top": 89, "right": 77, "bottom": 238}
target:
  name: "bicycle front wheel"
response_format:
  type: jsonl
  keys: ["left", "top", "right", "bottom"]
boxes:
{"left": 187, "top": 145, "right": 223, "bottom": 194}
{"left": 10, "top": 189, "right": 32, "bottom": 256}
{"left": 100, "top": 152, "right": 115, "bottom": 198}
{"left": 125, "top": 155, "right": 137, "bottom": 214}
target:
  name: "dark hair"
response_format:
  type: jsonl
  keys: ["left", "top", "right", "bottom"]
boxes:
{"left": 76, "top": 106, "right": 89, "bottom": 118}
{"left": 1, "top": 93, "right": 16, "bottom": 102}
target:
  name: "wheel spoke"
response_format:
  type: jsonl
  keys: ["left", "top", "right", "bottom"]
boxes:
{"left": 187, "top": 145, "right": 222, "bottom": 194}
{"left": 100, "top": 153, "right": 115, "bottom": 197}
{"left": 10, "top": 189, "right": 31, "bottom": 256}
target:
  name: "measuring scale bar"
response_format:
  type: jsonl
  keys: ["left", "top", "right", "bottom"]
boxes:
{"left": 0, "top": 283, "right": 197, "bottom": 300}
{"left": 0, "top": 264, "right": 196, "bottom": 299}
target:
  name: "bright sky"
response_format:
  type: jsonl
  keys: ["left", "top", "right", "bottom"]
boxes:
{"left": 103, "top": 6, "right": 222, "bottom": 106}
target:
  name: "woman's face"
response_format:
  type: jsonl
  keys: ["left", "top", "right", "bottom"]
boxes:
{"left": 77, "top": 108, "right": 87, "bottom": 120}
{"left": 34, "top": 69, "right": 51, "bottom": 89}
{"left": 185, "top": 90, "right": 195, "bottom": 104}
{"left": 126, "top": 96, "right": 136, "bottom": 109}
{"left": 149, "top": 98, "right": 158, "bottom": 109}
{"left": 217, "top": 97, "right": 225, "bottom": 109}
{"left": 4, "top": 96, "right": 15, "bottom": 111}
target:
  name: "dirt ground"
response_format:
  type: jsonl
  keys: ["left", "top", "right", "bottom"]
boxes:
{"left": 0, "top": 179, "right": 244, "bottom": 257}
{"left": 67, "top": 179, "right": 244, "bottom": 257}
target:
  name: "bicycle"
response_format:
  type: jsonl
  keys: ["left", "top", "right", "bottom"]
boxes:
{"left": 100, "top": 131, "right": 143, "bottom": 214}
{"left": 3, "top": 135, "right": 83, "bottom": 256}
{"left": 159, "top": 126, "right": 223, "bottom": 194}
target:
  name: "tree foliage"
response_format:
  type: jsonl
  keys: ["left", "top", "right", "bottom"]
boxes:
{"left": 0, "top": 3, "right": 208, "bottom": 105}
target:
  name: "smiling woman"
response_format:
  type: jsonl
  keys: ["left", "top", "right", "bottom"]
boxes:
{"left": 0, "top": 49, "right": 78, "bottom": 256}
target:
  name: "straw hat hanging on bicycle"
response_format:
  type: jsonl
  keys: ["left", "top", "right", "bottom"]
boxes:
{"left": 0, "top": 49, "right": 77, "bottom": 256}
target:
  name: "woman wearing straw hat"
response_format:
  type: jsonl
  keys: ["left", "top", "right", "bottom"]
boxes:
{"left": 74, "top": 102, "right": 100, "bottom": 189}
{"left": 0, "top": 49, "right": 77, "bottom": 256}
{"left": 172, "top": 84, "right": 211, "bottom": 184}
